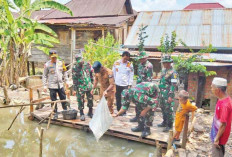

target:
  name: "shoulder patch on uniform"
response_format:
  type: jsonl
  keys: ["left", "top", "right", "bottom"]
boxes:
{"left": 127, "top": 62, "right": 131, "bottom": 67}
{"left": 115, "top": 62, "right": 120, "bottom": 66}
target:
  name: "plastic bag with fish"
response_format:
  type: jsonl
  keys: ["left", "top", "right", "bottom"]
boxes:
{"left": 89, "top": 96, "right": 113, "bottom": 142}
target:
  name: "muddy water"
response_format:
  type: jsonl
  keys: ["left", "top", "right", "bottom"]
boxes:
{"left": 0, "top": 107, "right": 156, "bottom": 157}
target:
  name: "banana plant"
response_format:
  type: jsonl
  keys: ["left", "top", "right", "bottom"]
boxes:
{"left": 0, "top": 0, "right": 73, "bottom": 86}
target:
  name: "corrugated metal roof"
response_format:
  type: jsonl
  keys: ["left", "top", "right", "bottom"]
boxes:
{"left": 31, "top": 10, "right": 53, "bottom": 20}
{"left": 39, "top": 15, "right": 133, "bottom": 26}
{"left": 43, "top": 0, "right": 131, "bottom": 19}
{"left": 192, "top": 62, "right": 232, "bottom": 66}
{"left": 124, "top": 9, "right": 232, "bottom": 50}
{"left": 184, "top": 3, "right": 225, "bottom": 10}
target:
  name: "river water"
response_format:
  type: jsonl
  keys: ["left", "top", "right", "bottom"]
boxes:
{"left": 0, "top": 107, "right": 156, "bottom": 157}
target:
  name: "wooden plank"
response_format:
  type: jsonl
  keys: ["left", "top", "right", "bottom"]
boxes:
{"left": 32, "top": 96, "right": 50, "bottom": 103}
{"left": 32, "top": 103, "right": 170, "bottom": 146}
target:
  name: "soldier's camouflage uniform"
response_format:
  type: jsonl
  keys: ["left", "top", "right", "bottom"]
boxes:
{"left": 72, "top": 60, "right": 93, "bottom": 110}
{"left": 159, "top": 68, "right": 178, "bottom": 127}
{"left": 137, "top": 61, "right": 153, "bottom": 84}
{"left": 121, "top": 82, "right": 159, "bottom": 126}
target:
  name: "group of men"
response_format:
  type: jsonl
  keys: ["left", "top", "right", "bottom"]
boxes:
{"left": 43, "top": 50, "right": 232, "bottom": 157}
{"left": 42, "top": 50, "right": 177, "bottom": 136}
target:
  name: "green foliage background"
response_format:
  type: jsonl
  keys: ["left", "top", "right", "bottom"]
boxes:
{"left": 83, "top": 33, "right": 121, "bottom": 69}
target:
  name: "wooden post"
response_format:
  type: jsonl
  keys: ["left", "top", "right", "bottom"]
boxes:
{"left": 32, "top": 62, "right": 35, "bottom": 75}
{"left": 181, "top": 113, "right": 189, "bottom": 149}
{"left": 102, "top": 28, "right": 105, "bottom": 40}
{"left": 155, "top": 141, "right": 162, "bottom": 157}
{"left": 37, "top": 127, "right": 44, "bottom": 157}
{"left": 71, "top": 28, "right": 76, "bottom": 69}
{"left": 27, "top": 61, "right": 30, "bottom": 76}
{"left": 29, "top": 88, "right": 33, "bottom": 113}
{"left": 3, "top": 86, "right": 11, "bottom": 104}
{"left": 167, "top": 130, "right": 173, "bottom": 150}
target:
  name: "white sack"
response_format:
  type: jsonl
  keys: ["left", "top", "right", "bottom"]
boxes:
{"left": 89, "top": 96, "right": 113, "bottom": 142}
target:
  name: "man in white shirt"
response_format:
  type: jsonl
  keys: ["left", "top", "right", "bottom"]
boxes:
{"left": 112, "top": 51, "right": 134, "bottom": 113}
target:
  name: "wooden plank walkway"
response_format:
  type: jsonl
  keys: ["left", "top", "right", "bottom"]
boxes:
{"left": 32, "top": 101, "right": 170, "bottom": 147}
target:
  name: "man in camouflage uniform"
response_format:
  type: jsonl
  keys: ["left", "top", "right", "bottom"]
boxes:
{"left": 91, "top": 61, "right": 116, "bottom": 114}
{"left": 116, "top": 82, "right": 159, "bottom": 137}
{"left": 136, "top": 51, "right": 153, "bottom": 84}
{"left": 72, "top": 54, "right": 93, "bottom": 121}
{"left": 130, "top": 51, "right": 154, "bottom": 122}
{"left": 158, "top": 55, "right": 178, "bottom": 132}
{"left": 43, "top": 50, "right": 68, "bottom": 119}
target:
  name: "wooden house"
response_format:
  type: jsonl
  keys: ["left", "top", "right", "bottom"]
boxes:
{"left": 29, "top": 0, "right": 136, "bottom": 63}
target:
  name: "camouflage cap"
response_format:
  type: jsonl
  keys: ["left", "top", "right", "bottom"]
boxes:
{"left": 136, "top": 51, "right": 148, "bottom": 60}
{"left": 161, "top": 55, "right": 173, "bottom": 63}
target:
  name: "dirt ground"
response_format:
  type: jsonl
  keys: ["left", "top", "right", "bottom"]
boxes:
{"left": 1, "top": 87, "right": 232, "bottom": 157}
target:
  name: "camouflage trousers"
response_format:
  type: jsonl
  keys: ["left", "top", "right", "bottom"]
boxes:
{"left": 122, "top": 89, "right": 154, "bottom": 126}
{"left": 159, "top": 97, "right": 174, "bottom": 126}
{"left": 76, "top": 89, "right": 93, "bottom": 111}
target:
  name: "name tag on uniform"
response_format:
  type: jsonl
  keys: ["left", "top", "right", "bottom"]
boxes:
{"left": 171, "top": 79, "right": 177, "bottom": 83}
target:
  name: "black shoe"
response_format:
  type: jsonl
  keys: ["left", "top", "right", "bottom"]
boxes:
{"left": 87, "top": 108, "right": 93, "bottom": 118}
{"left": 157, "top": 121, "right": 166, "bottom": 127}
{"left": 141, "top": 127, "right": 151, "bottom": 138}
{"left": 53, "top": 113, "right": 58, "bottom": 120}
{"left": 80, "top": 115, "right": 85, "bottom": 121}
{"left": 130, "top": 116, "right": 138, "bottom": 122}
{"left": 163, "top": 126, "right": 171, "bottom": 132}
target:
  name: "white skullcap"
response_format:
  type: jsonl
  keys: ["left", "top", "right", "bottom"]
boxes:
{"left": 212, "top": 77, "right": 227, "bottom": 87}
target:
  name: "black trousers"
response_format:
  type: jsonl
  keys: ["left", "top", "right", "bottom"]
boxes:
{"left": 49, "top": 87, "right": 67, "bottom": 113}
{"left": 116, "top": 85, "right": 128, "bottom": 111}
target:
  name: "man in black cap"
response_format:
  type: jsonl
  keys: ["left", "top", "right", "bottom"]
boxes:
{"left": 43, "top": 50, "right": 68, "bottom": 119}
{"left": 91, "top": 61, "right": 116, "bottom": 114}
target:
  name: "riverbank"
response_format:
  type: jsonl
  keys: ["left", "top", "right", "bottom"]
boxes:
{"left": 0, "top": 87, "right": 232, "bottom": 156}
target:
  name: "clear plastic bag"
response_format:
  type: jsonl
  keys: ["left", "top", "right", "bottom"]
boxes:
{"left": 89, "top": 96, "right": 113, "bottom": 142}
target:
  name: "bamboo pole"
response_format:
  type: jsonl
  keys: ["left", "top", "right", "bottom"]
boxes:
{"left": 29, "top": 88, "right": 33, "bottom": 113}
{"left": 0, "top": 100, "right": 69, "bottom": 109}
{"left": 37, "top": 127, "right": 44, "bottom": 157}
{"left": 181, "top": 114, "right": 190, "bottom": 149}
{"left": 167, "top": 130, "right": 173, "bottom": 150}
{"left": 3, "top": 86, "right": 11, "bottom": 104}
{"left": 47, "top": 102, "right": 56, "bottom": 130}
{"left": 155, "top": 141, "right": 162, "bottom": 157}
{"left": 8, "top": 106, "right": 26, "bottom": 130}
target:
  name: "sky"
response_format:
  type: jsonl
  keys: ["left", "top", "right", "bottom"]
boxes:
{"left": 131, "top": 0, "right": 232, "bottom": 11}
{"left": 58, "top": 0, "right": 232, "bottom": 11}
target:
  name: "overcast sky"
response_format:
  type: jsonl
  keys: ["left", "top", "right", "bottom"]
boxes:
{"left": 58, "top": 0, "right": 232, "bottom": 11}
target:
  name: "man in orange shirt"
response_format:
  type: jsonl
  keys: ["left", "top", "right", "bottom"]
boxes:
{"left": 91, "top": 61, "right": 116, "bottom": 114}
{"left": 173, "top": 90, "right": 197, "bottom": 141}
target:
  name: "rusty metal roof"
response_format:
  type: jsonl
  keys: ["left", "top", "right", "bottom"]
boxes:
{"left": 184, "top": 3, "right": 225, "bottom": 10}
{"left": 43, "top": 0, "right": 132, "bottom": 19}
{"left": 39, "top": 15, "right": 133, "bottom": 26}
{"left": 31, "top": 10, "right": 53, "bottom": 20}
{"left": 125, "top": 9, "right": 232, "bottom": 50}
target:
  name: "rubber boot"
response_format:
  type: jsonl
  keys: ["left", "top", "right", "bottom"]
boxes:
{"left": 130, "top": 107, "right": 139, "bottom": 122}
{"left": 131, "top": 117, "right": 144, "bottom": 132}
{"left": 141, "top": 126, "right": 151, "bottom": 138}
{"left": 80, "top": 110, "right": 85, "bottom": 121}
{"left": 130, "top": 116, "right": 138, "bottom": 122}
{"left": 157, "top": 121, "right": 166, "bottom": 127}
{"left": 87, "top": 107, "right": 93, "bottom": 118}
